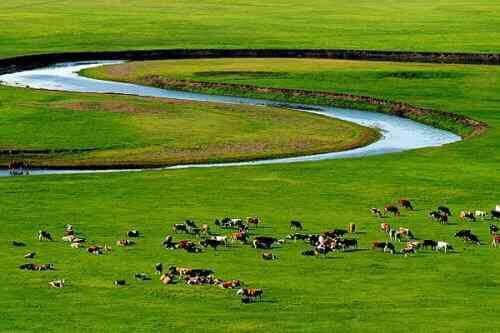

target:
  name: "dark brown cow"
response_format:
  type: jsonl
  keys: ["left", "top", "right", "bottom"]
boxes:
{"left": 384, "top": 205, "right": 400, "bottom": 217}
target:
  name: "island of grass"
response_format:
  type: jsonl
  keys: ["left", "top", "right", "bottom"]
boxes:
{"left": 0, "top": 87, "right": 378, "bottom": 168}
{"left": 83, "top": 58, "right": 492, "bottom": 137}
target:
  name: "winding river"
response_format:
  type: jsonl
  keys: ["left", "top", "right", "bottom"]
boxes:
{"left": 0, "top": 61, "right": 461, "bottom": 176}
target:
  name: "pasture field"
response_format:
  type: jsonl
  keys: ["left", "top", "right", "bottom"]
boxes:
{"left": 0, "top": 86, "right": 376, "bottom": 167}
{"left": 0, "top": 0, "right": 500, "bottom": 58}
{"left": 2, "top": 58, "right": 500, "bottom": 332}
{"left": 1, "top": 0, "right": 500, "bottom": 332}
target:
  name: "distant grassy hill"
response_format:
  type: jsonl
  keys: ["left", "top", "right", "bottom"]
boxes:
{"left": 0, "top": 0, "right": 499, "bottom": 58}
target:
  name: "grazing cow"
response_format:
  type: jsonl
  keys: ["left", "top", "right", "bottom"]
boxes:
{"left": 464, "top": 233, "right": 480, "bottom": 245}
{"left": 286, "top": 233, "right": 309, "bottom": 241}
{"left": 380, "top": 223, "right": 391, "bottom": 233}
{"left": 372, "top": 241, "right": 395, "bottom": 254}
{"left": 252, "top": 237, "right": 277, "bottom": 249}
{"left": 116, "top": 239, "right": 135, "bottom": 247}
{"left": 172, "top": 224, "right": 187, "bottom": 233}
{"left": 114, "top": 280, "right": 126, "bottom": 286}
{"left": 491, "top": 236, "right": 500, "bottom": 247}
{"left": 200, "top": 238, "right": 225, "bottom": 250}
{"left": 384, "top": 205, "right": 400, "bottom": 217}
{"left": 422, "top": 240, "right": 438, "bottom": 250}
{"left": 38, "top": 230, "right": 52, "bottom": 241}
{"left": 490, "top": 224, "right": 499, "bottom": 235}
{"left": 401, "top": 246, "right": 416, "bottom": 257}
{"left": 454, "top": 230, "right": 472, "bottom": 239}
{"left": 429, "top": 211, "right": 448, "bottom": 224}
{"left": 262, "top": 252, "right": 278, "bottom": 260}
{"left": 459, "top": 211, "right": 476, "bottom": 222}
{"left": 370, "top": 208, "right": 383, "bottom": 218}
{"left": 395, "top": 228, "right": 415, "bottom": 241}
{"left": 436, "top": 241, "right": 453, "bottom": 253}
{"left": 49, "top": 279, "right": 65, "bottom": 288}
{"left": 155, "top": 263, "right": 163, "bottom": 275}
{"left": 127, "top": 230, "right": 140, "bottom": 237}
{"left": 230, "top": 231, "right": 248, "bottom": 244}
{"left": 24, "top": 252, "right": 36, "bottom": 259}
{"left": 491, "top": 210, "right": 500, "bottom": 219}
{"left": 12, "top": 241, "right": 26, "bottom": 247}
{"left": 399, "top": 199, "right": 414, "bottom": 210}
{"left": 247, "top": 217, "right": 260, "bottom": 228}
{"left": 290, "top": 220, "right": 303, "bottom": 231}
{"left": 134, "top": 273, "right": 151, "bottom": 281}
{"left": 237, "top": 288, "right": 263, "bottom": 300}
{"left": 438, "top": 206, "right": 452, "bottom": 216}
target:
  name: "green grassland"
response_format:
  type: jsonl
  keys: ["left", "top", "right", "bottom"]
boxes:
{"left": 0, "top": 87, "right": 376, "bottom": 168}
{"left": 1, "top": 0, "right": 500, "bottom": 58}
{"left": 1, "top": 0, "right": 500, "bottom": 332}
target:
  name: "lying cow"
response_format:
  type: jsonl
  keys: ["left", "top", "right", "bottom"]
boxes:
{"left": 160, "top": 273, "right": 174, "bottom": 285}
{"left": 262, "top": 252, "right": 278, "bottom": 260}
{"left": 252, "top": 236, "right": 277, "bottom": 249}
{"left": 19, "top": 263, "right": 54, "bottom": 271}
{"left": 286, "top": 233, "right": 309, "bottom": 241}
{"left": 24, "top": 252, "right": 36, "bottom": 259}
{"left": 218, "top": 279, "right": 242, "bottom": 289}
{"left": 127, "top": 230, "right": 140, "bottom": 237}
{"left": 49, "top": 279, "right": 65, "bottom": 288}
{"left": 237, "top": 288, "right": 263, "bottom": 302}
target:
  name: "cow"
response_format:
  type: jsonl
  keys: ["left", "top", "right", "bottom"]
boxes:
{"left": 116, "top": 239, "right": 135, "bottom": 247}
{"left": 342, "top": 238, "right": 358, "bottom": 250}
{"left": 422, "top": 240, "right": 438, "bottom": 250}
{"left": 380, "top": 223, "right": 391, "bottom": 233}
{"left": 384, "top": 205, "right": 400, "bottom": 217}
{"left": 399, "top": 199, "right": 414, "bottom": 210}
{"left": 230, "top": 231, "right": 248, "bottom": 244}
{"left": 176, "top": 240, "right": 200, "bottom": 252}
{"left": 155, "top": 263, "right": 163, "bottom": 275}
{"left": 38, "top": 230, "right": 52, "bottom": 241}
{"left": 24, "top": 252, "right": 36, "bottom": 259}
{"left": 210, "top": 236, "right": 228, "bottom": 246}
{"left": 168, "top": 266, "right": 193, "bottom": 277}
{"left": 492, "top": 235, "right": 500, "bottom": 247}
{"left": 459, "top": 211, "right": 476, "bottom": 222}
{"left": 200, "top": 238, "right": 225, "bottom": 250}
{"left": 134, "top": 273, "right": 151, "bottom": 281}
{"left": 429, "top": 211, "right": 448, "bottom": 224}
{"left": 218, "top": 279, "right": 242, "bottom": 289}
{"left": 49, "top": 279, "right": 65, "bottom": 288}
{"left": 262, "top": 252, "right": 278, "bottom": 260}
{"left": 436, "top": 241, "right": 452, "bottom": 253}
{"left": 253, "top": 237, "right": 277, "bottom": 249}
{"left": 290, "top": 220, "right": 303, "bottom": 231}
{"left": 19, "top": 263, "right": 54, "bottom": 271}
{"left": 464, "top": 233, "right": 480, "bottom": 245}
{"left": 323, "top": 229, "right": 347, "bottom": 238}
{"left": 395, "top": 228, "right": 415, "bottom": 241}
{"left": 12, "top": 241, "right": 26, "bottom": 247}
{"left": 87, "top": 245, "right": 103, "bottom": 255}
{"left": 491, "top": 210, "right": 500, "bottom": 219}
{"left": 114, "top": 280, "right": 126, "bottom": 286}
{"left": 160, "top": 273, "right": 174, "bottom": 285}
{"left": 370, "top": 208, "right": 383, "bottom": 218}
{"left": 162, "top": 235, "right": 176, "bottom": 249}
{"left": 474, "top": 211, "right": 487, "bottom": 219}
{"left": 237, "top": 288, "right": 263, "bottom": 300}
{"left": 454, "top": 230, "right": 472, "bottom": 239}
{"left": 172, "top": 224, "right": 187, "bottom": 233}
{"left": 372, "top": 241, "right": 395, "bottom": 254}
{"left": 71, "top": 242, "right": 83, "bottom": 249}
{"left": 438, "top": 206, "right": 452, "bottom": 216}
{"left": 127, "top": 230, "right": 140, "bottom": 237}
{"left": 490, "top": 224, "right": 499, "bottom": 235}
{"left": 401, "top": 246, "right": 416, "bottom": 257}
{"left": 247, "top": 217, "right": 260, "bottom": 228}
{"left": 186, "top": 269, "right": 214, "bottom": 277}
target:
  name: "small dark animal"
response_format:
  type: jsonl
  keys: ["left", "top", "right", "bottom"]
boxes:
{"left": 114, "top": 280, "right": 126, "bottom": 286}
{"left": 290, "top": 220, "right": 303, "bottom": 230}
{"left": 399, "top": 199, "right": 413, "bottom": 210}
{"left": 24, "top": 252, "right": 36, "bottom": 259}
{"left": 134, "top": 273, "right": 151, "bottom": 281}
{"left": 422, "top": 240, "right": 438, "bottom": 250}
{"left": 155, "top": 263, "right": 163, "bottom": 275}
{"left": 127, "top": 230, "right": 140, "bottom": 237}
{"left": 454, "top": 230, "right": 472, "bottom": 238}
{"left": 38, "top": 230, "right": 52, "bottom": 241}
{"left": 384, "top": 205, "right": 400, "bottom": 217}
{"left": 12, "top": 241, "right": 26, "bottom": 247}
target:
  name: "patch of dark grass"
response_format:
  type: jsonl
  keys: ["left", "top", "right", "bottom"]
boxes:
{"left": 376, "top": 71, "right": 466, "bottom": 80}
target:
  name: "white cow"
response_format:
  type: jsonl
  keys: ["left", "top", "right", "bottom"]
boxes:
{"left": 210, "top": 236, "right": 228, "bottom": 246}
{"left": 49, "top": 279, "right": 65, "bottom": 288}
{"left": 436, "top": 241, "right": 452, "bottom": 253}
{"left": 475, "top": 210, "right": 487, "bottom": 219}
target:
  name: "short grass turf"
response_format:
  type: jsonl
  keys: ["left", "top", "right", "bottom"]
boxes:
{"left": 1, "top": 0, "right": 500, "bottom": 58}
{"left": 1, "top": 58, "right": 500, "bottom": 332}
{"left": 0, "top": 87, "right": 377, "bottom": 167}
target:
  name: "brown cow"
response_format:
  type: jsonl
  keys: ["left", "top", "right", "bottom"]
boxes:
{"left": 399, "top": 199, "right": 414, "bottom": 210}
{"left": 384, "top": 205, "right": 400, "bottom": 217}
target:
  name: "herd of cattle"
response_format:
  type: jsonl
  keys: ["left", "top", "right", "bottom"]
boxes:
{"left": 12, "top": 200, "right": 500, "bottom": 303}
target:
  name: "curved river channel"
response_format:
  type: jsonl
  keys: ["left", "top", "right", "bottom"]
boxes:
{"left": 0, "top": 61, "right": 461, "bottom": 176}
